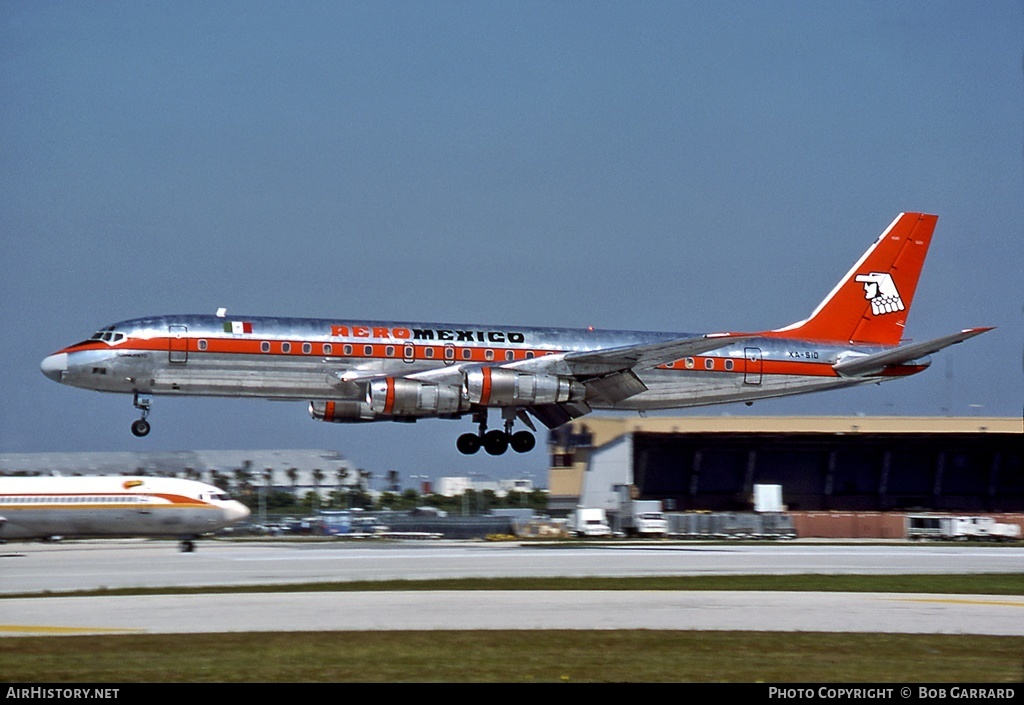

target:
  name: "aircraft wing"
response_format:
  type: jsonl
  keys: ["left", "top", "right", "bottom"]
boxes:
{"left": 561, "top": 332, "right": 751, "bottom": 376}
{"left": 327, "top": 333, "right": 750, "bottom": 426}
{"left": 512, "top": 332, "right": 751, "bottom": 406}
{"left": 833, "top": 327, "right": 994, "bottom": 377}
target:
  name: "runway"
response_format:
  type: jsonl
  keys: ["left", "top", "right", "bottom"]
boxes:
{"left": 2, "top": 539, "right": 1022, "bottom": 637}
{"left": 4, "top": 539, "right": 1023, "bottom": 594}
{"left": 4, "top": 590, "right": 1023, "bottom": 637}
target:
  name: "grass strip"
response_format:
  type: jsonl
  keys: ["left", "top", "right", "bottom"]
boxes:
{"left": 2, "top": 631, "right": 1022, "bottom": 682}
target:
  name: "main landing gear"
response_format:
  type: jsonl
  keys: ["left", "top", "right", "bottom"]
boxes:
{"left": 131, "top": 393, "right": 152, "bottom": 437}
{"left": 456, "top": 409, "right": 537, "bottom": 456}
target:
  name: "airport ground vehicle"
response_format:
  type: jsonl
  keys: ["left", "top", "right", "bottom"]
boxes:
{"left": 619, "top": 500, "right": 668, "bottom": 537}
{"left": 570, "top": 507, "right": 612, "bottom": 538}
{"left": 907, "top": 515, "right": 1021, "bottom": 541}
{"left": 318, "top": 510, "right": 390, "bottom": 536}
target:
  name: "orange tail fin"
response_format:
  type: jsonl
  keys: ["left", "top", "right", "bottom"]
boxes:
{"left": 768, "top": 212, "right": 937, "bottom": 346}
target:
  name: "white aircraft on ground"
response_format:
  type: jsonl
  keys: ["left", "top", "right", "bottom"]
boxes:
{"left": 0, "top": 475, "right": 250, "bottom": 551}
{"left": 40, "top": 212, "right": 990, "bottom": 456}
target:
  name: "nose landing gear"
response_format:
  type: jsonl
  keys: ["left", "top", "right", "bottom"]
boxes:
{"left": 131, "top": 394, "right": 152, "bottom": 437}
{"left": 456, "top": 409, "right": 537, "bottom": 456}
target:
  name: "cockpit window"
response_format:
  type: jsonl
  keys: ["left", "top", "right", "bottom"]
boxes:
{"left": 88, "top": 326, "right": 126, "bottom": 345}
{"left": 200, "top": 491, "right": 231, "bottom": 502}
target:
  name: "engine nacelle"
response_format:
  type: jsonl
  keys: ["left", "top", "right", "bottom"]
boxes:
{"left": 309, "top": 400, "right": 381, "bottom": 423}
{"left": 463, "top": 368, "right": 586, "bottom": 406}
{"left": 366, "top": 378, "right": 466, "bottom": 416}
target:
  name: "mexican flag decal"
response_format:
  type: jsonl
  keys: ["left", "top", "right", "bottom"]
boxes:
{"left": 224, "top": 321, "right": 253, "bottom": 334}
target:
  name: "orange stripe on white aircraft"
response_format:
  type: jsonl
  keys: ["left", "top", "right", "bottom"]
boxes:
{"left": 40, "top": 213, "right": 991, "bottom": 456}
{"left": 0, "top": 475, "right": 250, "bottom": 551}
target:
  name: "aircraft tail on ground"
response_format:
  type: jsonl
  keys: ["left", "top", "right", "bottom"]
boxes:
{"left": 768, "top": 212, "right": 937, "bottom": 346}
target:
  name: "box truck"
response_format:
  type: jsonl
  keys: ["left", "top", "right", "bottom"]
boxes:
{"left": 620, "top": 499, "right": 668, "bottom": 537}
{"left": 570, "top": 507, "right": 612, "bottom": 537}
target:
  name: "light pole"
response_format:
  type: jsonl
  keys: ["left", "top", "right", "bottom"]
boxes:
{"left": 409, "top": 475, "right": 429, "bottom": 498}
{"left": 469, "top": 472, "right": 492, "bottom": 514}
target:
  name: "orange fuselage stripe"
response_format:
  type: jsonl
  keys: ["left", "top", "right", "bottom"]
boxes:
{"left": 61, "top": 339, "right": 923, "bottom": 379}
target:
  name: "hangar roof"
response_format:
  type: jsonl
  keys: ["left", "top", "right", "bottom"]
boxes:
{"left": 552, "top": 415, "right": 1021, "bottom": 452}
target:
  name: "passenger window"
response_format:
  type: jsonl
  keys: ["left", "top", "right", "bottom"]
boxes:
{"left": 281, "top": 342, "right": 291, "bottom": 354}
{"left": 197, "top": 339, "right": 208, "bottom": 351}
{"left": 302, "top": 342, "right": 312, "bottom": 354}
{"left": 363, "top": 345, "right": 373, "bottom": 356}
{"left": 704, "top": 358, "right": 714, "bottom": 370}
{"left": 260, "top": 341, "right": 270, "bottom": 353}
{"left": 323, "top": 343, "right": 333, "bottom": 355}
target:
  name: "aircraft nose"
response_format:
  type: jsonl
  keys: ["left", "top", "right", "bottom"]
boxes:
{"left": 225, "top": 501, "right": 252, "bottom": 524}
{"left": 40, "top": 353, "right": 68, "bottom": 382}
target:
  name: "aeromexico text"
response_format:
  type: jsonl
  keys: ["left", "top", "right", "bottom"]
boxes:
{"left": 329, "top": 325, "right": 526, "bottom": 344}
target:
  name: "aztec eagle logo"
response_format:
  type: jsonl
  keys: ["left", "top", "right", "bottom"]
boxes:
{"left": 855, "top": 272, "right": 905, "bottom": 315}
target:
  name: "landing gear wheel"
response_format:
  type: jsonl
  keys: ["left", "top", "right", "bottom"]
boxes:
{"left": 483, "top": 430, "right": 509, "bottom": 456}
{"left": 179, "top": 539, "right": 196, "bottom": 553}
{"left": 510, "top": 430, "right": 536, "bottom": 453}
{"left": 456, "top": 433, "right": 481, "bottom": 455}
{"left": 131, "top": 393, "right": 152, "bottom": 438}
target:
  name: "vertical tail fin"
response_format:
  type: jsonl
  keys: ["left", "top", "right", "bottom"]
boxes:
{"left": 769, "top": 212, "right": 937, "bottom": 346}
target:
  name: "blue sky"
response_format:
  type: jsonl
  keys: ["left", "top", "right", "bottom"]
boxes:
{"left": 2, "top": 1, "right": 1021, "bottom": 484}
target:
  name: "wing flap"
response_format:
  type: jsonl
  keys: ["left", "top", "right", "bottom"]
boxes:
{"left": 585, "top": 369, "right": 648, "bottom": 404}
{"left": 833, "top": 327, "right": 993, "bottom": 377}
{"left": 527, "top": 401, "right": 592, "bottom": 429}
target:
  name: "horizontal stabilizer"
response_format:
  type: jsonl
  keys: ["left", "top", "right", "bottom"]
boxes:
{"left": 833, "top": 327, "right": 993, "bottom": 377}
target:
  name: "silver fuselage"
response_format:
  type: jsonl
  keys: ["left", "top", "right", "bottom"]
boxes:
{"left": 41, "top": 314, "right": 924, "bottom": 415}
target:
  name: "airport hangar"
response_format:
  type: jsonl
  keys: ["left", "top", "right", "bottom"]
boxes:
{"left": 545, "top": 416, "right": 1023, "bottom": 538}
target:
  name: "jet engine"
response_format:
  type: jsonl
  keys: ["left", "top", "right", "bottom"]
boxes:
{"left": 366, "top": 378, "right": 466, "bottom": 417}
{"left": 462, "top": 368, "right": 585, "bottom": 406}
{"left": 309, "top": 400, "right": 381, "bottom": 423}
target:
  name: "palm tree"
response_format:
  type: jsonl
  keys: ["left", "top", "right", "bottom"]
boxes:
{"left": 210, "top": 470, "right": 229, "bottom": 491}
{"left": 234, "top": 460, "right": 254, "bottom": 494}
{"left": 312, "top": 468, "right": 325, "bottom": 511}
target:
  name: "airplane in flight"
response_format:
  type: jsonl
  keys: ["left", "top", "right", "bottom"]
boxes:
{"left": 0, "top": 475, "right": 250, "bottom": 551}
{"left": 40, "top": 212, "right": 990, "bottom": 456}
